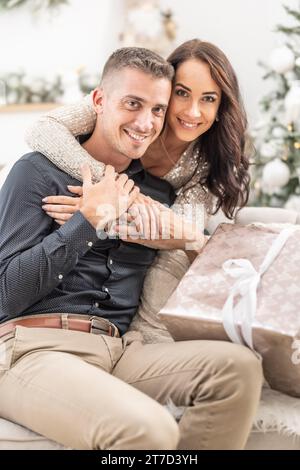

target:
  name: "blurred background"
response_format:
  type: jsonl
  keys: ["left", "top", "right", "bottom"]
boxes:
{"left": 1, "top": 0, "right": 300, "bottom": 213}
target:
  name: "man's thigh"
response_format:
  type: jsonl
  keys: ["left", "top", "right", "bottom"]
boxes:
{"left": 0, "top": 327, "right": 167, "bottom": 449}
{"left": 112, "top": 339, "right": 255, "bottom": 405}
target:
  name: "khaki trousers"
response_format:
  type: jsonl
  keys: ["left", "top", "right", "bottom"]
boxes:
{"left": 0, "top": 326, "right": 263, "bottom": 450}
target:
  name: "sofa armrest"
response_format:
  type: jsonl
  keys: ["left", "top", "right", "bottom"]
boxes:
{"left": 235, "top": 207, "right": 299, "bottom": 225}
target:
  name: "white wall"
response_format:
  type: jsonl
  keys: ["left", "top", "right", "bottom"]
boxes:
{"left": 0, "top": 0, "right": 124, "bottom": 166}
{"left": 0, "top": 0, "right": 123, "bottom": 77}
{"left": 0, "top": 108, "right": 51, "bottom": 168}
{"left": 0, "top": 0, "right": 299, "bottom": 166}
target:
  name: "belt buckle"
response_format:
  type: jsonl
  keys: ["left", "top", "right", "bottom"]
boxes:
{"left": 90, "top": 317, "right": 107, "bottom": 336}
{"left": 90, "top": 317, "right": 116, "bottom": 336}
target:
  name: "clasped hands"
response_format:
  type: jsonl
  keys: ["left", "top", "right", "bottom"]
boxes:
{"left": 42, "top": 163, "right": 206, "bottom": 252}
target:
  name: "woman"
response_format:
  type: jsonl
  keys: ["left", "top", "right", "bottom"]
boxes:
{"left": 26, "top": 39, "right": 250, "bottom": 343}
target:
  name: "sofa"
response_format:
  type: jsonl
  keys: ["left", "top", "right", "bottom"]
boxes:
{"left": 1, "top": 156, "right": 300, "bottom": 449}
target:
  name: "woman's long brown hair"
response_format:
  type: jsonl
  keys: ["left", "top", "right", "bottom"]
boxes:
{"left": 168, "top": 39, "right": 250, "bottom": 219}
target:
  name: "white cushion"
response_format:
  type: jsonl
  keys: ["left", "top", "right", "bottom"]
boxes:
{"left": 0, "top": 418, "right": 64, "bottom": 450}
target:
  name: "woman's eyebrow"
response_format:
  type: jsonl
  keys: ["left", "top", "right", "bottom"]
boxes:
{"left": 175, "top": 82, "right": 192, "bottom": 92}
{"left": 175, "top": 83, "right": 219, "bottom": 97}
{"left": 202, "top": 91, "right": 219, "bottom": 96}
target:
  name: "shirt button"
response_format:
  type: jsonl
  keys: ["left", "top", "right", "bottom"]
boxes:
{"left": 58, "top": 274, "right": 63, "bottom": 280}
{"left": 94, "top": 302, "right": 99, "bottom": 308}
{"left": 109, "top": 259, "right": 113, "bottom": 265}
{"left": 87, "top": 241, "right": 93, "bottom": 247}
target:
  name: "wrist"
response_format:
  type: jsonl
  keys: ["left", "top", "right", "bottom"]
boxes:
{"left": 80, "top": 206, "right": 107, "bottom": 231}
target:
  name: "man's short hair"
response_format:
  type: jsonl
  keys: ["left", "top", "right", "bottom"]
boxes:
{"left": 101, "top": 47, "right": 174, "bottom": 84}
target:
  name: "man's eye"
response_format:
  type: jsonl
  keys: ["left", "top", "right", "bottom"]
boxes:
{"left": 175, "top": 89, "right": 188, "bottom": 98}
{"left": 126, "top": 101, "right": 139, "bottom": 108}
{"left": 153, "top": 107, "right": 165, "bottom": 116}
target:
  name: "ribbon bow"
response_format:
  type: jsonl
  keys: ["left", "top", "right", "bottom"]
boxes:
{"left": 222, "top": 227, "right": 296, "bottom": 350}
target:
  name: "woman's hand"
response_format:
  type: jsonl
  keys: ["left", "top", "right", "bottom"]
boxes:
{"left": 42, "top": 185, "right": 83, "bottom": 225}
{"left": 115, "top": 195, "right": 206, "bottom": 252}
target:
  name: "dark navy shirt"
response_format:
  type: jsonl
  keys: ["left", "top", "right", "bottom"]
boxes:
{"left": 0, "top": 152, "right": 176, "bottom": 334}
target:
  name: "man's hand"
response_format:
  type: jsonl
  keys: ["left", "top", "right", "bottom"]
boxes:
{"left": 79, "top": 163, "right": 140, "bottom": 231}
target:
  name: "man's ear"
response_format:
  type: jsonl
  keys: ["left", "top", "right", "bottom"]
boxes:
{"left": 92, "top": 87, "right": 104, "bottom": 114}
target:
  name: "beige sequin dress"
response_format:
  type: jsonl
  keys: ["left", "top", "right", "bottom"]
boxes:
{"left": 26, "top": 95, "right": 213, "bottom": 343}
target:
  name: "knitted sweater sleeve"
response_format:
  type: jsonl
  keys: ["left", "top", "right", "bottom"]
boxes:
{"left": 25, "top": 94, "right": 105, "bottom": 182}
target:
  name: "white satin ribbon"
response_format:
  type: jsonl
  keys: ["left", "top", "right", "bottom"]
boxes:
{"left": 221, "top": 227, "right": 296, "bottom": 350}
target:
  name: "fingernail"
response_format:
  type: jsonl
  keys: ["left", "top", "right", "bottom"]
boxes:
{"left": 42, "top": 197, "right": 48, "bottom": 202}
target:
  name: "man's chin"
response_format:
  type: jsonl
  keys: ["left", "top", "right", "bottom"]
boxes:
{"left": 128, "top": 153, "right": 144, "bottom": 160}
{"left": 125, "top": 148, "right": 147, "bottom": 160}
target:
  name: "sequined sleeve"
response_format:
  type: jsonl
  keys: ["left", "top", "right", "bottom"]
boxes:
{"left": 172, "top": 186, "right": 212, "bottom": 233}
{"left": 165, "top": 149, "right": 213, "bottom": 233}
{"left": 25, "top": 94, "right": 105, "bottom": 182}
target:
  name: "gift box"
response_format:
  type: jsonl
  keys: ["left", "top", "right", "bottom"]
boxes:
{"left": 159, "top": 223, "right": 300, "bottom": 397}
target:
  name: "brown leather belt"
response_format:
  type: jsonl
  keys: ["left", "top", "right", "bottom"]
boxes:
{"left": 0, "top": 314, "right": 120, "bottom": 339}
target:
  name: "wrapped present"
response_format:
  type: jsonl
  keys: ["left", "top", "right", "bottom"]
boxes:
{"left": 159, "top": 223, "right": 300, "bottom": 397}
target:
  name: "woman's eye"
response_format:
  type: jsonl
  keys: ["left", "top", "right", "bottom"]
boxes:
{"left": 203, "top": 96, "right": 216, "bottom": 103}
{"left": 175, "top": 89, "right": 188, "bottom": 98}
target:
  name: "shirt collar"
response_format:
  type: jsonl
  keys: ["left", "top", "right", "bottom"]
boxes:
{"left": 124, "top": 159, "right": 144, "bottom": 177}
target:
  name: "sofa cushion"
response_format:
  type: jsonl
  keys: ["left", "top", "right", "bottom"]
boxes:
{"left": 0, "top": 418, "right": 64, "bottom": 450}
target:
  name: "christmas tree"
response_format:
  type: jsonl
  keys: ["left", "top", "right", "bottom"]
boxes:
{"left": 251, "top": 4, "right": 300, "bottom": 213}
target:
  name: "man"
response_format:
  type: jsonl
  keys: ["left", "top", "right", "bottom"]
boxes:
{"left": 0, "top": 48, "right": 262, "bottom": 450}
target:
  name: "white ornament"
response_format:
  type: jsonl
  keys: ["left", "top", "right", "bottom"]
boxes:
{"left": 285, "top": 71, "right": 296, "bottom": 85}
{"left": 285, "top": 195, "right": 300, "bottom": 212}
{"left": 128, "top": 5, "right": 162, "bottom": 37}
{"left": 272, "top": 126, "right": 286, "bottom": 139}
{"left": 284, "top": 80, "right": 300, "bottom": 127}
{"left": 262, "top": 158, "right": 290, "bottom": 189}
{"left": 29, "top": 78, "right": 45, "bottom": 95}
{"left": 7, "top": 90, "right": 19, "bottom": 104}
{"left": 295, "top": 57, "right": 300, "bottom": 67}
{"left": 260, "top": 142, "right": 277, "bottom": 159}
{"left": 7, "top": 75, "right": 21, "bottom": 90}
{"left": 269, "top": 47, "right": 294, "bottom": 74}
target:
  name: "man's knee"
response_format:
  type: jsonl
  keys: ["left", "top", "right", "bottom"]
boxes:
{"left": 210, "top": 342, "right": 263, "bottom": 401}
{"left": 232, "top": 344, "right": 263, "bottom": 391}
{"left": 133, "top": 406, "right": 180, "bottom": 450}
{"left": 92, "top": 401, "right": 179, "bottom": 450}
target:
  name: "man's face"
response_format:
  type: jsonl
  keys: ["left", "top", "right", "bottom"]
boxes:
{"left": 94, "top": 68, "right": 171, "bottom": 159}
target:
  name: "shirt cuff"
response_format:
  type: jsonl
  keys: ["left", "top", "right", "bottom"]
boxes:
{"left": 57, "top": 211, "right": 99, "bottom": 257}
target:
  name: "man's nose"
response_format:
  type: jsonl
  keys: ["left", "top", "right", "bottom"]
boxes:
{"left": 134, "top": 111, "right": 154, "bottom": 133}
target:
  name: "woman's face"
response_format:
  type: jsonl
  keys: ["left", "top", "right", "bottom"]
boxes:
{"left": 166, "top": 59, "right": 221, "bottom": 143}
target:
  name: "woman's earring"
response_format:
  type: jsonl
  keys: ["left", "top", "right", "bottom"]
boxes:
{"left": 216, "top": 115, "right": 219, "bottom": 122}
